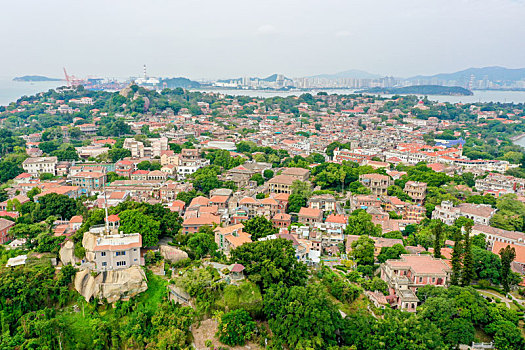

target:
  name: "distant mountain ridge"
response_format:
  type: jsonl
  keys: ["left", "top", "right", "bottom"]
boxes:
{"left": 310, "top": 69, "right": 382, "bottom": 80}
{"left": 408, "top": 66, "right": 525, "bottom": 82}
{"left": 261, "top": 74, "right": 285, "bottom": 82}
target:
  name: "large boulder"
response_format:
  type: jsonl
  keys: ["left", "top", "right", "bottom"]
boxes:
{"left": 59, "top": 240, "right": 80, "bottom": 265}
{"left": 159, "top": 244, "right": 188, "bottom": 263}
{"left": 74, "top": 265, "right": 148, "bottom": 303}
{"left": 82, "top": 231, "right": 97, "bottom": 263}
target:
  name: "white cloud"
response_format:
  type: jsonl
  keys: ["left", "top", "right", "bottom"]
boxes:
{"left": 257, "top": 24, "right": 278, "bottom": 35}
{"left": 335, "top": 30, "right": 352, "bottom": 37}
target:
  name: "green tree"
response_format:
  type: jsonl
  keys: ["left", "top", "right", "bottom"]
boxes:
{"left": 362, "top": 276, "right": 389, "bottom": 295}
{"left": 472, "top": 233, "right": 487, "bottom": 249}
{"left": 51, "top": 145, "right": 79, "bottom": 161}
{"left": 137, "top": 160, "right": 152, "bottom": 170}
{"left": 216, "top": 309, "right": 257, "bottom": 347}
{"left": 39, "top": 172, "right": 55, "bottom": 181}
{"left": 466, "top": 194, "right": 496, "bottom": 206}
{"left": 460, "top": 222, "right": 474, "bottom": 287}
{"left": 206, "top": 149, "right": 244, "bottom": 170}
{"left": 387, "top": 185, "right": 413, "bottom": 202}
{"left": 487, "top": 320, "right": 525, "bottom": 350}
{"left": 38, "top": 140, "right": 60, "bottom": 154}
{"left": 417, "top": 296, "right": 475, "bottom": 348}
{"left": 190, "top": 165, "right": 230, "bottom": 195}
{"left": 106, "top": 171, "right": 127, "bottom": 183}
{"left": 108, "top": 148, "right": 131, "bottom": 162}
{"left": 499, "top": 245, "right": 516, "bottom": 294}
{"left": 0, "top": 160, "right": 24, "bottom": 183}
{"left": 287, "top": 180, "right": 312, "bottom": 213}
{"left": 263, "top": 283, "right": 342, "bottom": 349}
{"left": 490, "top": 194, "right": 525, "bottom": 231}
{"left": 350, "top": 235, "right": 375, "bottom": 266}
{"left": 9, "top": 222, "right": 45, "bottom": 243}
{"left": 344, "top": 210, "right": 382, "bottom": 237}
{"left": 263, "top": 169, "right": 274, "bottom": 180}
{"left": 433, "top": 221, "right": 443, "bottom": 258}
{"left": 242, "top": 216, "right": 278, "bottom": 241}
{"left": 342, "top": 306, "right": 447, "bottom": 349}
{"left": 250, "top": 173, "right": 265, "bottom": 186}
{"left": 187, "top": 232, "right": 218, "bottom": 259}
{"left": 321, "top": 269, "right": 362, "bottom": 303}
{"left": 37, "top": 193, "right": 80, "bottom": 221}
{"left": 377, "top": 244, "right": 407, "bottom": 263}
{"left": 230, "top": 238, "right": 308, "bottom": 291}
{"left": 119, "top": 209, "right": 161, "bottom": 247}
{"left": 27, "top": 187, "right": 41, "bottom": 200}
{"left": 450, "top": 232, "right": 463, "bottom": 286}
{"left": 176, "top": 189, "right": 205, "bottom": 206}
{"left": 472, "top": 245, "right": 502, "bottom": 284}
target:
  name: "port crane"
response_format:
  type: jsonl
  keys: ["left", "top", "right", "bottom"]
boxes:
{"left": 63, "top": 67, "right": 85, "bottom": 87}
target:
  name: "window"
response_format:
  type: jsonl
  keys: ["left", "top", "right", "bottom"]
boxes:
{"left": 419, "top": 277, "right": 423, "bottom": 283}
{"left": 116, "top": 251, "right": 126, "bottom": 256}
{"left": 101, "top": 252, "right": 106, "bottom": 257}
{"left": 102, "top": 262, "right": 107, "bottom": 266}
{"left": 116, "top": 261, "right": 127, "bottom": 267}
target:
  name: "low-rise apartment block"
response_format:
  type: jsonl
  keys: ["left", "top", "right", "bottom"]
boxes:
{"left": 267, "top": 174, "right": 297, "bottom": 194}
{"left": 22, "top": 156, "right": 58, "bottom": 176}
{"left": 403, "top": 181, "right": 427, "bottom": 204}
{"left": 70, "top": 171, "right": 107, "bottom": 195}
{"left": 359, "top": 173, "right": 392, "bottom": 196}
{"left": 432, "top": 200, "right": 496, "bottom": 225}
{"left": 214, "top": 224, "right": 252, "bottom": 256}
{"left": 92, "top": 233, "right": 142, "bottom": 271}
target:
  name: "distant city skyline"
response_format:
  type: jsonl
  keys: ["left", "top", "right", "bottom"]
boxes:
{"left": 2, "top": 0, "right": 525, "bottom": 80}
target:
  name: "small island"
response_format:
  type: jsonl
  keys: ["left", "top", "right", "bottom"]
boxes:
{"left": 13, "top": 75, "right": 63, "bottom": 82}
{"left": 358, "top": 85, "right": 473, "bottom": 96}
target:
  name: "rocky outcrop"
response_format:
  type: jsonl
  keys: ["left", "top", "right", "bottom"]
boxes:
{"left": 159, "top": 244, "right": 188, "bottom": 263}
{"left": 59, "top": 240, "right": 80, "bottom": 266}
{"left": 82, "top": 231, "right": 97, "bottom": 263}
{"left": 74, "top": 265, "right": 148, "bottom": 303}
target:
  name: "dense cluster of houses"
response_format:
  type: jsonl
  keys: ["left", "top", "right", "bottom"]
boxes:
{"left": 4, "top": 91, "right": 525, "bottom": 314}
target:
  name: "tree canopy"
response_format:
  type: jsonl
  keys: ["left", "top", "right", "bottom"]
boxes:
{"left": 230, "top": 238, "right": 308, "bottom": 291}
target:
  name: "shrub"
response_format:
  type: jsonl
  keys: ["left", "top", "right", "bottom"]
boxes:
{"left": 145, "top": 251, "right": 163, "bottom": 265}
{"left": 216, "top": 309, "right": 257, "bottom": 346}
{"left": 74, "top": 242, "right": 86, "bottom": 259}
{"left": 478, "top": 279, "right": 491, "bottom": 289}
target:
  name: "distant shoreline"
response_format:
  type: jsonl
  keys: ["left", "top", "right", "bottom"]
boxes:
{"left": 358, "top": 85, "right": 473, "bottom": 96}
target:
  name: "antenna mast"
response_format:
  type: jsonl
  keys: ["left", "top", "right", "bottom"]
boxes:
{"left": 103, "top": 178, "right": 109, "bottom": 233}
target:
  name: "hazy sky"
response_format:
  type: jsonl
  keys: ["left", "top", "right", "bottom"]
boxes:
{"left": 1, "top": 0, "right": 524, "bottom": 80}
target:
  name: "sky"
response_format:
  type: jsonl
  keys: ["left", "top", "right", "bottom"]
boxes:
{"left": 1, "top": 0, "right": 524, "bottom": 80}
